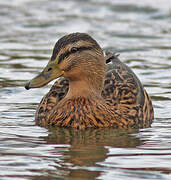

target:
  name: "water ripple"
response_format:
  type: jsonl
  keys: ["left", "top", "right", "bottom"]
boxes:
{"left": 0, "top": 0, "right": 171, "bottom": 179}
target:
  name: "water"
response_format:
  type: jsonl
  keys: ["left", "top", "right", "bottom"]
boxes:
{"left": 0, "top": 0, "right": 171, "bottom": 179}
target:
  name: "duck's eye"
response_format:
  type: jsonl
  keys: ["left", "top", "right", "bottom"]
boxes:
{"left": 71, "top": 47, "right": 78, "bottom": 53}
{"left": 47, "top": 67, "right": 52, "bottom": 72}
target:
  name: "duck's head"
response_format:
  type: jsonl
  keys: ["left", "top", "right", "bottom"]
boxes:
{"left": 25, "top": 32, "right": 106, "bottom": 94}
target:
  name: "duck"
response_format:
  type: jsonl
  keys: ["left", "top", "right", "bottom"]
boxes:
{"left": 25, "top": 32, "right": 154, "bottom": 129}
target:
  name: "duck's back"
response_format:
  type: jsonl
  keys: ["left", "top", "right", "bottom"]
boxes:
{"left": 102, "top": 52, "right": 153, "bottom": 128}
{"left": 35, "top": 52, "right": 153, "bottom": 128}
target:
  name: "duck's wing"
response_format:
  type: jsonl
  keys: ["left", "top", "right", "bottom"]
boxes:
{"left": 102, "top": 52, "right": 154, "bottom": 128}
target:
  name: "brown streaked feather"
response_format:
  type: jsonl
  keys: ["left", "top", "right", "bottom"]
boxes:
{"left": 47, "top": 97, "right": 132, "bottom": 129}
{"left": 35, "top": 52, "right": 153, "bottom": 129}
{"left": 35, "top": 78, "right": 69, "bottom": 126}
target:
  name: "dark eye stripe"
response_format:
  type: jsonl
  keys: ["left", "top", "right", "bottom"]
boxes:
{"left": 58, "top": 46, "right": 92, "bottom": 64}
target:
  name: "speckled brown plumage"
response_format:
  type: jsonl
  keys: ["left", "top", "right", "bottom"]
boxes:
{"left": 26, "top": 33, "right": 154, "bottom": 129}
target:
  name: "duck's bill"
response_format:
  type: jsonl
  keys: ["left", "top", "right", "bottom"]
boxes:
{"left": 25, "top": 62, "right": 63, "bottom": 90}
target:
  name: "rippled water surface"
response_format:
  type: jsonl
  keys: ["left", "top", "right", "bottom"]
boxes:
{"left": 1, "top": 0, "right": 171, "bottom": 179}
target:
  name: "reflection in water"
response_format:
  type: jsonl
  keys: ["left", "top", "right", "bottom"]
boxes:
{"left": 44, "top": 127, "right": 141, "bottom": 179}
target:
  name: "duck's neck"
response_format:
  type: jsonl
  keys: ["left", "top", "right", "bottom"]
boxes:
{"left": 65, "top": 78, "right": 103, "bottom": 99}
{"left": 64, "top": 56, "right": 106, "bottom": 99}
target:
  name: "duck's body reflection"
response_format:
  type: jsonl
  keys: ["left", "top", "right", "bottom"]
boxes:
{"left": 43, "top": 127, "right": 142, "bottom": 180}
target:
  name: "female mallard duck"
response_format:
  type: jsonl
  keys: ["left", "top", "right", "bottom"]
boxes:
{"left": 25, "top": 32, "right": 154, "bottom": 129}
